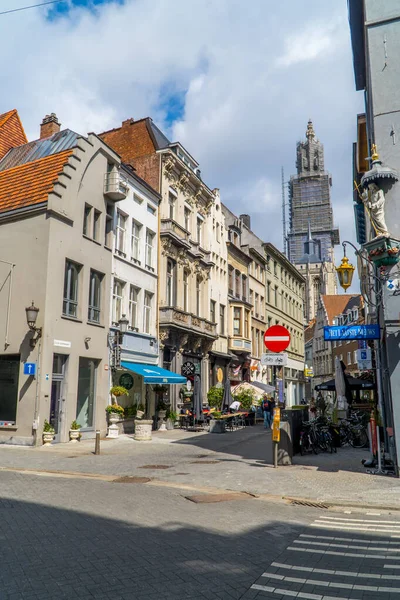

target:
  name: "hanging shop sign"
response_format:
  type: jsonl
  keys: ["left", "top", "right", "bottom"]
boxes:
{"left": 324, "top": 324, "right": 380, "bottom": 341}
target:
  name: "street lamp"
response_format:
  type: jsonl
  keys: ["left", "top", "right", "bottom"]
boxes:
{"left": 336, "top": 248, "right": 355, "bottom": 292}
{"left": 25, "top": 301, "right": 42, "bottom": 347}
{"left": 119, "top": 314, "right": 129, "bottom": 337}
{"left": 110, "top": 314, "right": 129, "bottom": 369}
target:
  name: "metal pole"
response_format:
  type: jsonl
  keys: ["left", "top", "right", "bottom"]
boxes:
{"left": 273, "top": 440, "right": 278, "bottom": 468}
{"left": 94, "top": 430, "right": 100, "bottom": 455}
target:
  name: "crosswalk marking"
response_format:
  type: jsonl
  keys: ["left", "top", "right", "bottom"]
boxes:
{"left": 250, "top": 512, "right": 400, "bottom": 599}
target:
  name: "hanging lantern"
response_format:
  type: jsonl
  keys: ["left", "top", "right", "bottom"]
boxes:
{"left": 336, "top": 255, "right": 355, "bottom": 291}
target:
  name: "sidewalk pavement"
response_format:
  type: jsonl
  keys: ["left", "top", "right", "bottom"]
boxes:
{"left": 0, "top": 424, "right": 398, "bottom": 509}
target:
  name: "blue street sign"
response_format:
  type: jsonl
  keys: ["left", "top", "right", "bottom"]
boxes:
{"left": 324, "top": 325, "right": 380, "bottom": 341}
{"left": 23, "top": 362, "right": 36, "bottom": 376}
{"left": 358, "top": 340, "right": 368, "bottom": 349}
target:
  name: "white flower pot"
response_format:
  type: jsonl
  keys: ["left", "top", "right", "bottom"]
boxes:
{"left": 158, "top": 410, "right": 167, "bottom": 420}
{"left": 42, "top": 431, "right": 54, "bottom": 446}
{"left": 108, "top": 413, "right": 120, "bottom": 424}
{"left": 69, "top": 429, "right": 80, "bottom": 443}
{"left": 134, "top": 419, "right": 153, "bottom": 441}
{"left": 136, "top": 410, "right": 145, "bottom": 419}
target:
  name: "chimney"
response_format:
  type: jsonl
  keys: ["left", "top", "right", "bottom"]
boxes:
{"left": 122, "top": 118, "right": 134, "bottom": 127}
{"left": 240, "top": 214, "right": 251, "bottom": 229}
{"left": 40, "top": 113, "right": 61, "bottom": 139}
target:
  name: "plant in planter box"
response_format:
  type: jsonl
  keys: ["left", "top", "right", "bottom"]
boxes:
{"left": 136, "top": 403, "right": 145, "bottom": 419}
{"left": 69, "top": 419, "right": 81, "bottom": 442}
{"left": 42, "top": 419, "right": 55, "bottom": 446}
{"left": 106, "top": 404, "right": 125, "bottom": 415}
{"left": 166, "top": 408, "right": 178, "bottom": 429}
{"left": 207, "top": 386, "right": 224, "bottom": 409}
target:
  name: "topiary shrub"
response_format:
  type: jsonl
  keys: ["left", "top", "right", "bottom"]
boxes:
{"left": 207, "top": 386, "right": 224, "bottom": 409}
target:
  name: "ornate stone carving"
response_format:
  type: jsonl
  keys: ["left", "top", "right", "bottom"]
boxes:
{"left": 192, "top": 317, "right": 201, "bottom": 328}
{"left": 361, "top": 183, "right": 390, "bottom": 239}
{"left": 177, "top": 249, "right": 191, "bottom": 270}
{"left": 177, "top": 172, "right": 190, "bottom": 193}
{"left": 161, "top": 238, "right": 175, "bottom": 257}
{"left": 173, "top": 310, "right": 189, "bottom": 324}
{"left": 177, "top": 334, "right": 189, "bottom": 354}
{"left": 201, "top": 338, "right": 214, "bottom": 354}
{"left": 162, "top": 155, "right": 176, "bottom": 181}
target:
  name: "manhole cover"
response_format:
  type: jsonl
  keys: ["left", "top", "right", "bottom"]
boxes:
{"left": 190, "top": 460, "right": 219, "bottom": 465}
{"left": 138, "top": 465, "right": 171, "bottom": 470}
{"left": 290, "top": 499, "right": 328, "bottom": 509}
{"left": 113, "top": 476, "right": 151, "bottom": 484}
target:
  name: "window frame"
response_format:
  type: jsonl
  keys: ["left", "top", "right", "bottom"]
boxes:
{"left": 88, "top": 269, "right": 103, "bottom": 324}
{"left": 63, "top": 260, "right": 81, "bottom": 318}
{"left": 112, "top": 279, "right": 125, "bottom": 323}
{"left": 143, "top": 291, "right": 153, "bottom": 334}
{"left": 131, "top": 220, "right": 141, "bottom": 262}
{"left": 129, "top": 285, "right": 140, "bottom": 330}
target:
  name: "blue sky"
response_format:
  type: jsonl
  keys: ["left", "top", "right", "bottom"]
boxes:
{"left": 0, "top": 0, "right": 363, "bottom": 291}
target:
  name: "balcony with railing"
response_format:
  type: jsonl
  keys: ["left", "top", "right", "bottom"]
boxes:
{"left": 159, "top": 307, "right": 217, "bottom": 338}
{"left": 160, "top": 219, "right": 191, "bottom": 247}
{"left": 104, "top": 171, "right": 129, "bottom": 201}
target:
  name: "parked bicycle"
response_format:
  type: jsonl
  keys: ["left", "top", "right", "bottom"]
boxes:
{"left": 339, "top": 416, "right": 368, "bottom": 449}
{"left": 299, "top": 416, "right": 337, "bottom": 455}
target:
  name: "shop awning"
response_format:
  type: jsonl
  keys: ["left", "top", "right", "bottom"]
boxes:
{"left": 121, "top": 362, "right": 186, "bottom": 384}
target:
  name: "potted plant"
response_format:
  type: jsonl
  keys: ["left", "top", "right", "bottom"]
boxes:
{"left": 69, "top": 420, "right": 81, "bottom": 442}
{"left": 136, "top": 403, "right": 145, "bottom": 419}
{"left": 207, "top": 386, "right": 224, "bottom": 409}
{"left": 157, "top": 399, "right": 168, "bottom": 420}
{"left": 42, "top": 419, "right": 55, "bottom": 446}
{"left": 179, "top": 385, "right": 193, "bottom": 401}
{"left": 209, "top": 411, "right": 226, "bottom": 434}
{"left": 110, "top": 385, "right": 129, "bottom": 401}
{"left": 106, "top": 403, "right": 125, "bottom": 424}
{"left": 166, "top": 408, "right": 178, "bottom": 430}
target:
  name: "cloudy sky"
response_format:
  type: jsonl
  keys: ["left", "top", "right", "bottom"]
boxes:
{"left": 0, "top": 0, "right": 363, "bottom": 290}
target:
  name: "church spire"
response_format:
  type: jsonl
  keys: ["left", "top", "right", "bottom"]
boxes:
{"left": 306, "top": 119, "right": 315, "bottom": 140}
{"left": 307, "top": 219, "right": 313, "bottom": 242}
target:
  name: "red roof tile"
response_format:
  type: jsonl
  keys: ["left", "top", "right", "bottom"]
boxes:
{"left": 0, "top": 109, "right": 28, "bottom": 160}
{"left": 0, "top": 150, "right": 72, "bottom": 215}
{"left": 321, "top": 295, "right": 359, "bottom": 325}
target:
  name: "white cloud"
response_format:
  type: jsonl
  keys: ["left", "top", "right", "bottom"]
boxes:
{"left": 0, "top": 0, "right": 363, "bottom": 288}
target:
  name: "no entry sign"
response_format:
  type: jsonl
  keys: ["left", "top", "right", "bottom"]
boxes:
{"left": 264, "top": 325, "right": 290, "bottom": 353}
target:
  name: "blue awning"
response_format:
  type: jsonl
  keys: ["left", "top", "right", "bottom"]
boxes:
{"left": 121, "top": 362, "right": 186, "bottom": 384}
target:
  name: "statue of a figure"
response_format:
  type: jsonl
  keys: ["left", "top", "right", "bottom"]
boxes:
{"left": 361, "top": 182, "right": 390, "bottom": 239}
{"left": 313, "top": 150, "right": 319, "bottom": 170}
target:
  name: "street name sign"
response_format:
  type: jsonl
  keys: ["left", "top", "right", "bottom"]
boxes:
{"left": 324, "top": 324, "right": 380, "bottom": 341}
{"left": 264, "top": 325, "right": 290, "bottom": 352}
{"left": 261, "top": 353, "right": 288, "bottom": 366}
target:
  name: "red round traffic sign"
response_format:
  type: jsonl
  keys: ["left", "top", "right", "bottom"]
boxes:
{"left": 264, "top": 325, "right": 290, "bottom": 353}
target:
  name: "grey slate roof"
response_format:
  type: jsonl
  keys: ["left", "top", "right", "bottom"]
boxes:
{"left": 0, "top": 129, "right": 81, "bottom": 172}
{"left": 149, "top": 121, "right": 170, "bottom": 150}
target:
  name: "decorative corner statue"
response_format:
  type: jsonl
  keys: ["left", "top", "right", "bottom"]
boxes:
{"left": 361, "top": 182, "right": 390, "bottom": 239}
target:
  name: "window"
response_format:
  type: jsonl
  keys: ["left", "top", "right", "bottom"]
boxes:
{"left": 256, "top": 329, "right": 260, "bottom": 357}
{"left": 274, "top": 261, "right": 277, "bottom": 276}
{"left": 147, "top": 204, "right": 156, "bottom": 215}
{"left": 112, "top": 279, "right": 124, "bottom": 323}
{"left": 196, "top": 276, "right": 201, "bottom": 315}
{"left": 93, "top": 209, "right": 101, "bottom": 241}
{"left": 210, "top": 300, "right": 216, "bottom": 323}
{"left": 145, "top": 229, "right": 155, "bottom": 268}
{"left": 129, "top": 285, "right": 139, "bottom": 329}
{"left": 133, "top": 193, "right": 143, "bottom": 205}
{"left": 131, "top": 221, "right": 141, "bottom": 262}
{"left": 260, "top": 296, "right": 264, "bottom": 317}
{"left": 0, "top": 355, "right": 19, "bottom": 424}
{"left": 235, "top": 270, "right": 240, "bottom": 298}
{"left": 184, "top": 207, "right": 191, "bottom": 231}
{"left": 220, "top": 304, "right": 225, "bottom": 335}
{"left": 267, "top": 281, "right": 271, "bottom": 304}
{"left": 245, "top": 310, "right": 249, "bottom": 338}
{"left": 105, "top": 203, "right": 113, "bottom": 247}
{"left": 143, "top": 291, "right": 153, "bottom": 334}
{"left": 274, "top": 286, "right": 278, "bottom": 308}
{"left": 183, "top": 270, "right": 189, "bottom": 312}
{"left": 166, "top": 259, "right": 175, "bottom": 305}
{"left": 228, "top": 266, "right": 234, "bottom": 295}
{"left": 242, "top": 275, "right": 247, "bottom": 301}
{"left": 76, "top": 358, "right": 98, "bottom": 429}
{"left": 266, "top": 254, "right": 271, "bottom": 270}
{"left": 63, "top": 260, "right": 80, "bottom": 317}
{"left": 250, "top": 289, "right": 253, "bottom": 307}
{"left": 233, "top": 307, "right": 241, "bottom": 336}
{"left": 255, "top": 293, "right": 259, "bottom": 316}
{"left": 88, "top": 270, "right": 102, "bottom": 323}
{"left": 83, "top": 204, "right": 92, "bottom": 236}
{"left": 216, "top": 223, "right": 220, "bottom": 242}
{"left": 116, "top": 211, "right": 126, "bottom": 254}
{"left": 197, "top": 217, "right": 203, "bottom": 245}
{"left": 169, "top": 192, "right": 175, "bottom": 220}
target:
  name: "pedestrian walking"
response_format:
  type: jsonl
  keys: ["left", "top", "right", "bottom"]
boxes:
{"left": 262, "top": 395, "right": 275, "bottom": 429}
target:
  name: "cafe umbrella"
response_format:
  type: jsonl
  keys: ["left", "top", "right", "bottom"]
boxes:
{"left": 221, "top": 377, "right": 233, "bottom": 412}
{"left": 193, "top": 374, "right": 202, "bottom": 424}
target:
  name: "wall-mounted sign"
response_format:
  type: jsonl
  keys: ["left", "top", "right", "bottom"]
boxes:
{"left": 23, "top": 362, "right": 36, "bottom": 376}
{"left": 357, "top": 348, "right": 372, "bottom": 371}
{"left": 324, "top": 325, "right": 380, "bottom": 341}
{"left": 182, "top": 361, "right": 195, "bottom": 376}
{"left": 261, "top": 353, "right": 288, "bottom": 366}
{"left": 304, "top": 367, "right": 313, "bottom": 378}
{"left": 119, "top": 372, "right": 134, "bottom": 390}
{"left": 217, "top": 368, "right": 224, "bottom": 383}
{"left": 54, "top": 339, "right": 71, "bottom": 348}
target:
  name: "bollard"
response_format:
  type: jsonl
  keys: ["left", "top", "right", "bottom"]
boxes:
{"left": 272, "top": 407, "right": 281, "bottom": 468}
{"left": 94, "top": 430, "right": 100, "bottom": 455}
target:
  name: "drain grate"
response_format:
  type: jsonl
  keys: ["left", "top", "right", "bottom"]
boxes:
{"left": 139, "top": 465, "right": 171, "bottom": 470}
{"left": 290, "top": 499, "right": 328, "bottom": 509}
{"left": 113, "top": 476, "right": 151, "bottom": 484}
{"left": 190, "top": 460, "right": 219, "bottom": 465}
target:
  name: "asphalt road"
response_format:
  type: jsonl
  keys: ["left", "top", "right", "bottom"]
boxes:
{"left": 1, "top": 469, "right": 400, "bottom": 599}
